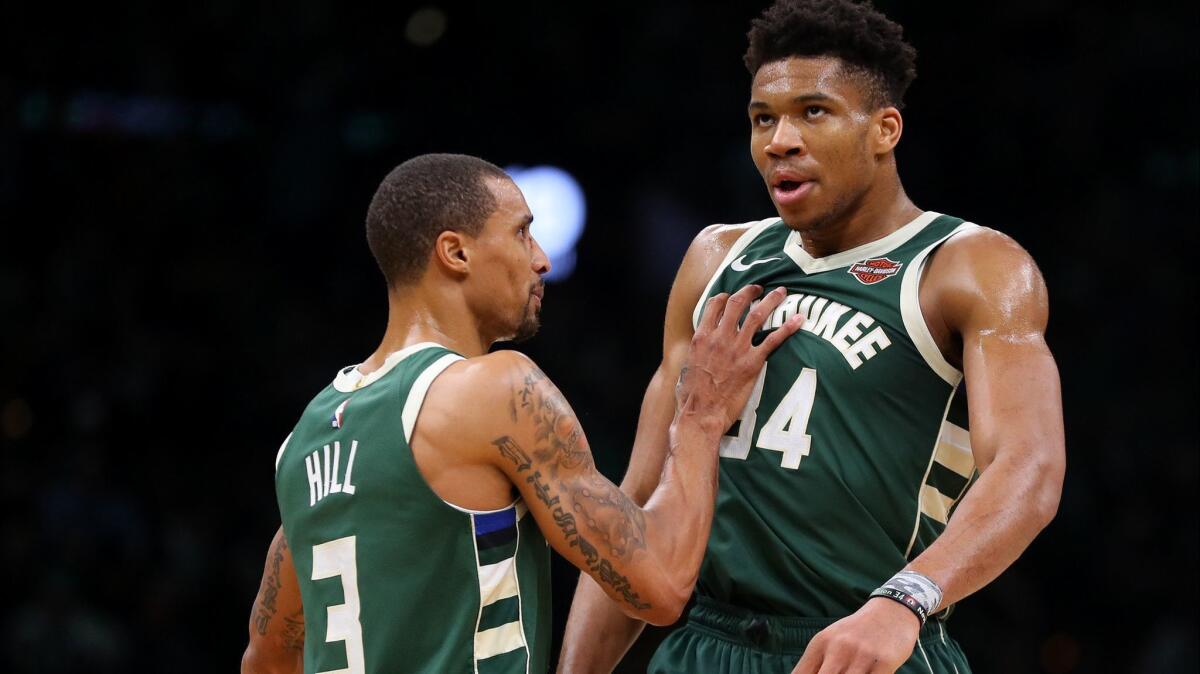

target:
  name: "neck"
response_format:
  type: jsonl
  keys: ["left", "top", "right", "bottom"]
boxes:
{"left": 797, "top": 170, "right": 921, "bottom": 258}
{"left": 359, "top": 281, "right": 490, "bottom": 374}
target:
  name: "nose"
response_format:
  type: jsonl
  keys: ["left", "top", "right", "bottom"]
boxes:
{"left": 765, "top": 116, "right": 806, "bottom": 158}
{"left": 531, "top": 236, "right": 551, "bottom": 276}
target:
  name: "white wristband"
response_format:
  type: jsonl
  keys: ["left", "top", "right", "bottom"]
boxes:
{"left": 879, "top": 570, "right": 943, "bottom": 619}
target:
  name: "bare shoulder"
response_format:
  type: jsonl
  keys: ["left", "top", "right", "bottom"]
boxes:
{"left": 669, "top": 219, "right": 774, "bottom": 331}
{"left": 416, "top": 350, "right": 540, "bottom": 456}
{"left": 685, "top": 221, "right": 763, "bottom": 274}
{"left": 694, "top": 221, "right": 756, "bottom": 253}
{"left": 925, "top": 226, "right": 1049, "bottom": 333}
{"left": 426, "top": 350, "right": 537, "bottom": 415}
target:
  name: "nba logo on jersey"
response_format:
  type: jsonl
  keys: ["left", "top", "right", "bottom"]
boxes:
{"left": 331, "top": 399, "right": 350, "bottom": 428}
{"left": 848, "top": 257, "right": 903, "bottom": 285}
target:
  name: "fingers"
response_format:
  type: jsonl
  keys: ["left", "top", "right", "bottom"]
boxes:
{"left": 716, "top": 284, "right": 764, "bottom": 335}
{"left": 697, "top": 292, "right": 729, "bottom": 335}
{"left": 757, "top": 313, "right": 804, "bottom": 355}
{"left": 738, "top": 286, "right": 789, "bottom": 344}
{"left": 792, "top": 641, "right": 822, "bottom": 674}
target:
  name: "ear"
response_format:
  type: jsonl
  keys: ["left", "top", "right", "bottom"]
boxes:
{"left": 873, "top": 106, "right": 903, "bottom": 156}
{"left": 432, "top": 230, "right": 472, "bottom": 277}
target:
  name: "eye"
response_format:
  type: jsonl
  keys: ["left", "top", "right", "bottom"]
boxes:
{"left": 804, "top": 105, "right": 826, "bottom": 119}
{"left": 753, "top": 113, "right": 775, "bottom": 127}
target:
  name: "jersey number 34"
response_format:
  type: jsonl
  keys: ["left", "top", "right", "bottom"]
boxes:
{"left": 720, "top": 366, "right": 817, "bottom": 470}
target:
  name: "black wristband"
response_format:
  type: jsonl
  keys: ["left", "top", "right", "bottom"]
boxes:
{"left": 869, "top": 586, "right": 928, "bottom": 624}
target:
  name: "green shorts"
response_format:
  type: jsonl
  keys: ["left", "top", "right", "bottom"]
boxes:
{"left": 648, "top": 597, "right": 972, "bottom": 674}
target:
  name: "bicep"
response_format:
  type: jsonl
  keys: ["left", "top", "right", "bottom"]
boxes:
{"left": 947, "top": 232, "right": 1064, "bottom": 472}
{"left": 621, "top": 226, "right": 730, "bottom": 502}
{"left": 621, "top": 349, "right": 686, "bottom": 504}
{"left": 963, "top": 334, "right": 1064, "bottom": 472}
{"left": 486, "top": 362, "right": 661, "bottom": 614}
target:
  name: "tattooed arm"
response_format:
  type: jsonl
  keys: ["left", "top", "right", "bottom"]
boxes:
{"left": 557, "top": 223, "right": 751, "bottom": 672}
{"left": 433, "top": 284, "right": 800, "bottom": 625}
{"left": 242, "top": 527, "right": 304, "bottom": 674}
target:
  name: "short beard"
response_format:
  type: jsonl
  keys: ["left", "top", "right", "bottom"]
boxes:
{"left": 509, "top": 296, "right": 541, "bottom": 344}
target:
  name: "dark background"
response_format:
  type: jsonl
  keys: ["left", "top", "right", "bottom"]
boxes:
{"left": 2, "top": 1, "right": 1196, "bottom": 672}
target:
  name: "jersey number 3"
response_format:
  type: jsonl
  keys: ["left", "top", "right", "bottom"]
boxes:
{"left": 720, "top": 366, "right": 817, "bottom": 469}
{"left": 312, "top": 536, "right": 366, "bottom": 674}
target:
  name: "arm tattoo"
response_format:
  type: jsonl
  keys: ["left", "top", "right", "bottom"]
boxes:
{"left": 493, "top": 364, "right": 652, "bottom": 611}
{"left": 281, "top": 609, "right": 305, "bottom": 652}
{"left": 492, "top": 436, "right": 531, "bottom": 472}
{"left": 253, "top": 535, "right": 287, "bottom": 634}
{"left": 518, "top": 368, "right": 592, "bottom": 472}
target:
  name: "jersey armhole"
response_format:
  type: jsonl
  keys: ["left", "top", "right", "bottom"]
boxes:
{"left": 400, "top": 354, "right": 509, "bottom": 514}
{"left": 691, "top": 218, "right": 780, "bottom": 329}
{"left": 898, "top": 222, "right": 979, "bottom": 386}
{"left": 401, "top": 353, "right": 466, "bottom": 443}
{"left": 274, "top": 432, "right": 294, "bottom": 474}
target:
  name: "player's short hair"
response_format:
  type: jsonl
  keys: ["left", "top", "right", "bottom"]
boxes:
{"left": 744, "top": 0, "right": 918, "bottom": 109}
{"left": 366, "top": 153, "right": 509, "bottom": 287}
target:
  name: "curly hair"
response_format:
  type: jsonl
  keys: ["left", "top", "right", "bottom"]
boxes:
{"left": 366, "top": 153, "right": 509, "bottom": 287}
{"left": 744, "top": 0, "right": 917, "bottom": 109}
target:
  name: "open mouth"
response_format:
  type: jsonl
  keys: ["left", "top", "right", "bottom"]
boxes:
{"left": 772, "top": 178, "right": 813, "bottom": 205}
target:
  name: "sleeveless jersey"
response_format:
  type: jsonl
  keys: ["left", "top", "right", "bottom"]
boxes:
{"left": 275, "top": 342, "right": 551, "bottom": 674}
{"left": 693, "top": 211, "right": 977, "bottom": 618}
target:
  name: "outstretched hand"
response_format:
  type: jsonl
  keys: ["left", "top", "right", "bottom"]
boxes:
{"left": 676, "top": 285, "right": 802, "bottom": 433}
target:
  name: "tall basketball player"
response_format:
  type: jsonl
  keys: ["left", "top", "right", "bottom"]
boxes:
{"left": 240, "top": 153, "right": 804, "bottom": 674}
{"left": 557, "top": 2, "right": 1066, "bottom": 673}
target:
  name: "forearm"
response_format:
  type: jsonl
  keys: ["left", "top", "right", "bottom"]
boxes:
{"left": 637, "top": 411, "right": 722, "bottom": 608}
{"left": 558, "top": 369, "right": 673, "bottom": 673}
{"left": 557, "top": 575, "right": 648, "bottom": 674}
{"left": 557, "top": 413, "right": 713, "bottom": 673}
{"left": 906, "top": 449, "right": 1062, "bottom": 608}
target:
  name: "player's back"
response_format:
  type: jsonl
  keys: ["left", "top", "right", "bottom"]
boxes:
{"left": 275, "top": 342, "right": 551, "bottom": 674}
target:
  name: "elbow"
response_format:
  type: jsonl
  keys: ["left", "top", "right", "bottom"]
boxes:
{"left": 1029, "top": 454, "right": 1065, "bottom": 531}
{"left": 240, "top": 644, "right": 260, "bottom": 674}
{"left": 1032, "top": 482, "right": 1061, "bottom": 531}
{"left": 639, "top": 574, "right": 695, "bottom": 626}
{"left": 241, "top": 642, "right": 296, "bottom": 674}
{"left": 641, "top": 595, "right": 687, "bottom": 627}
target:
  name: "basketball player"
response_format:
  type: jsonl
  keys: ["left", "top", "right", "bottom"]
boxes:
{"left": 240, "top": 153, "right": 804, "bottom": 674}
{"left": 557, "top": 1, "right": 1066, "bottom": 673}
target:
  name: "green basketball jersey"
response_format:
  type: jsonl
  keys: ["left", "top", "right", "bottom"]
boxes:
{"left": 275, "top": 342, "right": 551, "bottom": 674}
{"left": 694, "top": 212, "right": 977, "bottom": 618}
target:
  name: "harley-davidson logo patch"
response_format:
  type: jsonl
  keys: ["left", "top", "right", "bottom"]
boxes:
{"left": 847, "top": 257, "right": 903, "bottom": 285}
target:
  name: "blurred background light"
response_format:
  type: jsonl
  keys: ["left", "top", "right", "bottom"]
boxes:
{"left": 405, "top": 7, "right": 448, "bottom": 47}
{"left": 506, "top": 165, "right": 587, "bottom": 282}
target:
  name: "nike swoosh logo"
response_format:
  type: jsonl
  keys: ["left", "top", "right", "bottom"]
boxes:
{"left": 730, "top": 255, "right": 781, "bottom": 272}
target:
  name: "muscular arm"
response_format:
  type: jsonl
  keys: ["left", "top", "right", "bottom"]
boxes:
{"left": 558, "top": 225, "right": 747, "bottom": 672}
{"left": 241, "top": 527, "right": 304, "bottom": 674}
{"left": 434, "top": 280, "right": 796, "bottom": 628}
{"left": 905, "top": 229, "right": 1065, "bottom": 605}
{"left": 795, "top": 229, "right": 1066, "bottom": 673}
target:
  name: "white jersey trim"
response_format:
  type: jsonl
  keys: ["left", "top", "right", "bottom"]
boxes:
{"left": 898, "top": 222, "right": 978, "bottom": 386}
{"left": 512, "top": 500, "right": 531, "bottom": 674}
{"left": 905, "top": 390, "right": 958, "bottom": 558}
{"left": 332, "top": 341, "right": 446, "bottom": 393}
{"left": 274, "top": 432, "right": 293, "bottom": 474}
{"left": 691, "top": 217, "right": 781, "bottom": 329}
{"left": 442, "top": 496, "right": 530, "bottom": 519}
{"left": 401, "top": 353, "right": 465, "bottom": 444}
{"left": 782, "top": 211, "right": 941, "bottom": 274}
